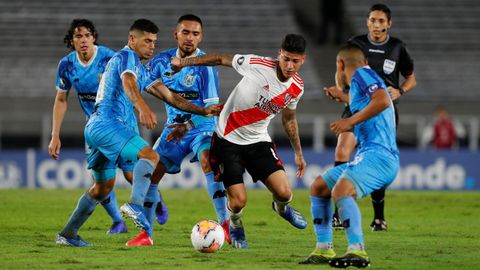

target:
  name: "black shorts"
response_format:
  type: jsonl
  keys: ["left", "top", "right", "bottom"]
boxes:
{"left": 209, "top": 133, "right": 285, "bottom": 188}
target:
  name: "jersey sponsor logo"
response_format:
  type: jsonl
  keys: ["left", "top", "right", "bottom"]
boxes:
{"left": 368, "top": 83, "right": 379, "bottom": 93}
{"left": 383, "top": 59, "right": 396, "bottom": 75}
{"left": 169, "top": 89, "right": 199, "bottom": 100}
{"left": 184, "top": 74, "right": 196, "bottom": 87}
{"left": 255, "top": 95, "right": 282, "bottom": 115}
{"left": 237, "top": 56, "right": 245, "bottom": 65}
{"left": 78, "top": 93, "right": 97, "bottom": 102}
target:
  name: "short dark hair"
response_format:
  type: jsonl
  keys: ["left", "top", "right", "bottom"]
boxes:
{"left": 64, "top": 19, "right": 98, "bottom": 50}
{"left": 177, "top": 14, "right": 203, "bottom": 28}
{"left": 339, "top": 43, "right": 365, "bottom": 56}
{"left": 281, "top": 34, "right": 306, "bottom": 54}
{"left": 129, "top": 19, "right": 159, "bottom": 34}
{"left": 369, "top": 3, "right": 392, "bottom": 21}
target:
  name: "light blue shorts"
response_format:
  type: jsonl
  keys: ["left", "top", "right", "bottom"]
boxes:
{"left": 85, "top": 119, "right": 148, "bottom": 182}
{"left": 322, "top": 149, "right": 399, "bottom": 199}
{"left": 153, "top": 125, "right": 213, "bottom": 174}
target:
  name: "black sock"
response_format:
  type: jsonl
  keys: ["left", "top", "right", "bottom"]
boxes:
{"left": 371, "top": 188, "right": 386, "bottom": 220}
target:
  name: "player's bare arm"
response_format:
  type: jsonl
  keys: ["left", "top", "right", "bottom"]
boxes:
{"left": 122, "top": 72, "right": 157, "bottom": 129}
{"left": 146, "top": 81, "right": 222, "bottom": 117}
{"left": 170, "top": 53, "right": 235, "bottom": 74}
{"left": 282, "top": 107, "right": 306, "bottom": 177}
{"left": 330, "top": 89, "right": 391, "bottom": 135}
{"left": 48, "top": 91, "right": 70, "bottom": 160}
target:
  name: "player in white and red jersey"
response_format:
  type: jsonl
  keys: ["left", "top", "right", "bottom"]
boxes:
{"left": 170, "top": 34, "right": 308, "bottom": 249}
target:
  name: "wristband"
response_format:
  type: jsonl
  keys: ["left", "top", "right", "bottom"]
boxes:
{"left": 398, "top": 87, "right": 406, "bottom": 95}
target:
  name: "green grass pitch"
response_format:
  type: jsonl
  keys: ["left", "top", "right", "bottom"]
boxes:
{"left": 0, "top": 189, "right": 479, "bottom": 269}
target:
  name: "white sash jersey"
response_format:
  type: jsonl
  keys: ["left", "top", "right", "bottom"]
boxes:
{"left": 216, "top": 54, "right": 304, "bottom": 145}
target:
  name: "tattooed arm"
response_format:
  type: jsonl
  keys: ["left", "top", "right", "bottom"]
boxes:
{"left": 282, "top": 107, "right": 306, "bottom": 177}
{"left": 170, "top": 53, "right": 235, "bottom": 73}
{"left": 122, "top": 72, "right": 157, "bottom": 129}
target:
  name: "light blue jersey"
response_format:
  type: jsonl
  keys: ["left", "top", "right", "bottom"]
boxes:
{"left": 145, "top": 48, "right": 219, "bottom": 173}
{"left": 323, "top": 66, "right": 399, "bottom": 199}
{"left": 145, "top": 48, "right": 219, "bottom": 127}
{"left": 56, "top": 45, "right": 114, "bottom": 118}
{"left": 85, "top": 46, "right": 148, "bottom": 172}
{"left": 349, "top": 66, "right": 398, "bottom": 155}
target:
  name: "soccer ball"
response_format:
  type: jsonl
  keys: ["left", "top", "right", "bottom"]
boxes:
{"left": 191, "top": 220, "right": 225, "bottom": 253}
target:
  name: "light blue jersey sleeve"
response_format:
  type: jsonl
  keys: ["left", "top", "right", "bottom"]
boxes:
{"left": 55, "top": 58, "right": 72, "bottom": 92}
{"left": 144, "top": 54, "right": 167, "bottom": 90}
{"left": 117, "top": 50, "right": 139, "bottom": 80}
{"left": 355, "top": 67, "right": 386, "bottom": 98}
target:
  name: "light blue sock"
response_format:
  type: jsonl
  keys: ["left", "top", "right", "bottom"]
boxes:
{"left": 205, "top": 171, "right": 228, "bottom": 223}
{"left": 310, "top": 195, "right": 333, "bottom": 244}
{"left": 61, "top": 192, "right": 98, "bottom": 238}
{"left": 100, "top": 190, "right": 123, "bottom": 223}
{"left": 143, "top": 184, "right": 159, "bottom": 237}
{"left": 336, "top": 196, "right": 364, "bottom": 246}
{"left": 130, "top": 159, "right": 154, "bottom": 206}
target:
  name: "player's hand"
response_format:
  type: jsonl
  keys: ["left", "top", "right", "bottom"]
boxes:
{"left": 330, "top": 118, "right": 354, "bottom": 136}
{"left": 203, "top": 103, "right": 224, "bottom": 117}
{"left": 48, "top": 136, "right": 61, "bottom": 160}
{"left": 139, "top": 108, "right": 157, "bottom": 129}
{"left": 169, "top": 57, "right": 183, "bottom": 75}
{"left": 323, "top": 85, "right": 345, "bottom": 103}
{"left": 295, "top": 154, "right": 306, "bottom": 178}
{"left": 387, "top": 86, "right": 401, "bottom": 101}
{"left": 166, "top": 123, "right": 189, "bottom": 144}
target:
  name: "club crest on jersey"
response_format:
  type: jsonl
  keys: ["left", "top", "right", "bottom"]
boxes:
{"left": 284, "top": 93, "right": 292, "bottom": 104}
{"left": 263, "top": 84, "right": 270, "bottom": 92}
{"left": 184, "top": 74, "right": 196, "bottom": 87}
{"left": 383, "top": 59, "right": 396, "bottom": 75}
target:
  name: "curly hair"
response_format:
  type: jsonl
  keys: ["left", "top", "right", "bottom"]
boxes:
{"left": 63, "top": 19, "right": 98, "bottom": 50}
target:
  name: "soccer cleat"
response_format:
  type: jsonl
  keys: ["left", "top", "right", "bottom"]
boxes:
{"left": 333, "top": 216, "right": 344, "bottom": 230}
{"left": 370, "top": 219, "right": 388, "bottom": 231}
{"left": 299, "top": 248, "right": 336, "bottom": 264}
{"left": 120, "top": 203, "right": 150, "bottom": 232}
{"left": 229, "top": 221, "right": 248, "bottom": 249}
{"left": 329, "top": 250, "right": 371, "bottom": 268}
{"left": 106, "top": 221, "right": 128, "bottom": 234}
{"left": 272, "top": 202, "right": 307, "bottom": 229}
{"left": 221, "top": 220, "right": 231, "bottom": 244}
{"left": 55, "top": 233, "right": 92, "bottom": 247}
{"left": 126, "top": 230, "right": 153, "bottom": 246}
{"left": 155, "top": 200, "right": 169, "bottom": 225}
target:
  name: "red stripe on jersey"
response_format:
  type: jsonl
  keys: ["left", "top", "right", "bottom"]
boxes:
{"left": 293, "top": 74, "right": 304, "bottom": 86}
{"left": 250, "top": 60, "right": 275, "bottom": 68}
{"left": 224, "top": 107, "right": 269, "bottom": 136}
{"left": 223, "top": 82, "right": 303, "bottom": 136}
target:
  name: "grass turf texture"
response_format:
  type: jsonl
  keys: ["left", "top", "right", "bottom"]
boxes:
{"left": 0, "top": 189, "right": 479, "bottom": 269}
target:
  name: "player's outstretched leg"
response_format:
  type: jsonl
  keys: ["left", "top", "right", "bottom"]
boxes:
{"left": 228, "top": 206, "right": 248, "bottom": 248}
{"left": 101, "top": 190, "right": 128, "bottom": 234}
{"left": 126, "top": 183, "right": 158, "bottom": 246}
{"left": 370, "top": 188, "right": 387, "bottom": 231}
{"left": 328, "top": 250, "right": 371, "bottom": 268}
{"left": 55, "top": 191, "right": 97, "bottom": 247}
{"left": 272, "top": 201, "right": 307, "bottom": 229}
{"left": 154, "top": 190, "right": 169, "bottom": 225}
{"left": 204, "top": 171, "right": 230, "bottom": 244}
